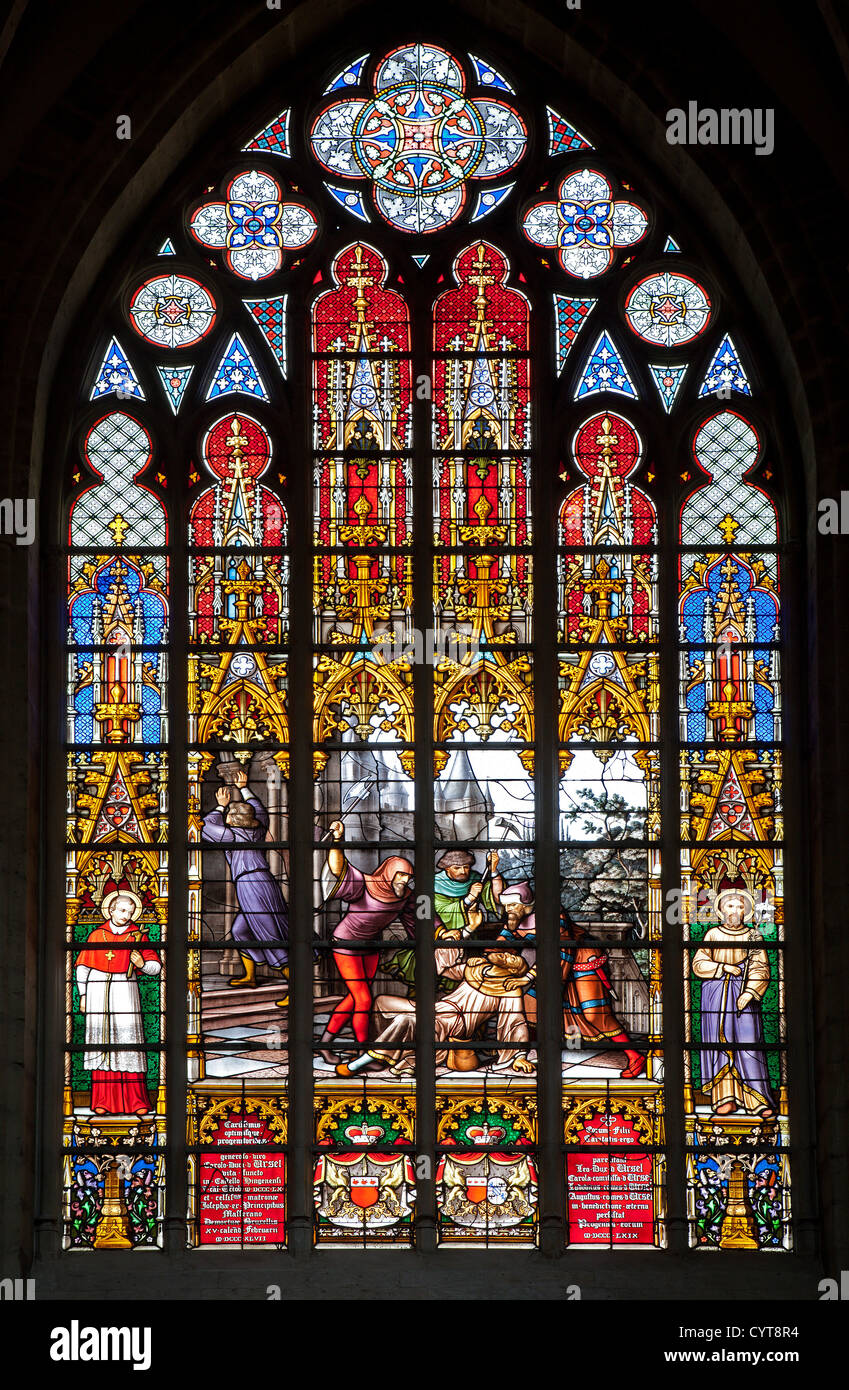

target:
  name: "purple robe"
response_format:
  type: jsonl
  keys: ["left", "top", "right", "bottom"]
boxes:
{"left": 700, "top": 972, "right": 775, "bottom": 1110}
{"left": 202, "top": 793, "right": 289, "bottom": 967}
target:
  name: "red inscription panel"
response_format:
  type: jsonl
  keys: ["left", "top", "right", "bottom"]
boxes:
{"left": 198, "top": 1112, "right": 286, "bottom": 1246}
{"left": 566, "top": 1110, "right": 655, "bottom": 1245}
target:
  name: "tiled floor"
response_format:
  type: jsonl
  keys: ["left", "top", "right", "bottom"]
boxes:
{"left": 202, "top": 1007, "right": 644, "bottom": 1083}
{"left": 203, "top": 1022, "right": 288, "bottom": 1078}
{"left": 310, "top": 1018, "right": 634, "bottom": 1082}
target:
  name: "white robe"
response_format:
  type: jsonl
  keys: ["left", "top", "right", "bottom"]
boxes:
{"left": 76, "top": 960, "right": 160, "bottom": 1074}
{"left": 369, "top": 949, "right": 532, "bottom": 1073}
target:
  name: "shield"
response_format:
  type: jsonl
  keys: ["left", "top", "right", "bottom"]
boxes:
{"left": 465, "top": 1176, "right": 488, "bottom": 1204}
{"left": 350, "top": 1174, "right": 379, "bottom": 1209}
{"left": 486, "top": 1176, "right": 509, "bottom": 1206}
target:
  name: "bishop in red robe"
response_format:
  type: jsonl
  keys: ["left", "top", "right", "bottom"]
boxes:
{"left": 75, "top": 890, "right": 161, "bottom": 1116}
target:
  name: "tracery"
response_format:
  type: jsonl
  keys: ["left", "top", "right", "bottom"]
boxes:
{"left": 61, "top": 39, "right": 789, "bottom": 1254}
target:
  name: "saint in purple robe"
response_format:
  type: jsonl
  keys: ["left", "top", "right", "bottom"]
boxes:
{"left": 694, "top": 923, "right": 776, "bottom": 1115}
{"left": 202, "top": 791, "right": 289, "bottom": 968}
{"left": 698, "top": 973, "right": 775, "bottom": 1114}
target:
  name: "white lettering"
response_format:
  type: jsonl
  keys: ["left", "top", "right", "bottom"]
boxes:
{"left": 47, "top": 1322, "right": 151, "bottom": 1370}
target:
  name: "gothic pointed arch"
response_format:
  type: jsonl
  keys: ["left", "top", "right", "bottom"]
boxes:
{"left": 30, "top": 15, "right": 814, "bottom": 1283}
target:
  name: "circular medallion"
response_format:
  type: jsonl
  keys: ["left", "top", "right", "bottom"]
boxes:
{"left": 128, "top": 273, "right": 217, "bottom": 349}
{"left": 624, "top": 271, "right": 711, "bottom": 348}
{"left": 351, "top": 87, "right": 486, "bottom": 196}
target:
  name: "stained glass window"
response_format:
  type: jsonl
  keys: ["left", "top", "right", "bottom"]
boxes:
{"left": 432, "top": 241, "right": 537, "bottom": 1242}
{"left": 311, "top": 242, "right": 416, "bottom": 1244}
{"left": 557, "top": 408, "right": 663, "bottom": 1246}
{"left": 187, "top": 407, "right": 289, "bottom": 1246}
{"left": 60, "top": 39, "right": 791, "bottom": 1256}
{"left": 309, "top": 43, "right": 527, "bottom": 234}
{"left": 65, "top": 411, "right": 168, "bottom": 1247}
{"left": 679, "top": 412, "right": 788, "bottom": 1250}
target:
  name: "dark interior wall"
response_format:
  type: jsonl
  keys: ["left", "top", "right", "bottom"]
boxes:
{"left": 1, "top": 0, "right": 847, "bottom": 1297}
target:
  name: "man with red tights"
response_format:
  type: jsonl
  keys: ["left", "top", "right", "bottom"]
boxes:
{"left": 318, "top": 820, "right": 415, "bottom": 1061}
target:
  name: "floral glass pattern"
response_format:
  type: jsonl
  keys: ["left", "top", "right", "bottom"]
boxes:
{"left": 128, "top": 273, "right": 217, "bottom": 350}
{"left": 309, "top": 43, "right": 527, "bottom": 234}
{"left": 522, "top": 169, "right": 647, "bottom": 278}
{"left": 190, "top": 170, "right": 318, "bottom": 280}
{"left": 624, "top": 270, "right": 712, "bottom": 348}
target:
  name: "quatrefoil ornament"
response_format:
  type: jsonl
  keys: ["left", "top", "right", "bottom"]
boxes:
{"left": 309, "top": 42, "right": 527, "bottom": 234}
{"left": 189, "top": 170, "right": 318, "bottom": 280}
{"left": 522, "top": 168, "right": 648, "bottom": 278}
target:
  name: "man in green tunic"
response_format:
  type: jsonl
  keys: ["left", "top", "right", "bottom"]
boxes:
{"left": 433, "top": 849, "right": 504, "bottom": 937}
{"left": 383, "top": 850, "right": 504, "bottom": 992}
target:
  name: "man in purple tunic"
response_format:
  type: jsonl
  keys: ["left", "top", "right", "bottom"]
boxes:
{"left": 692, "top": 888, "right": 776, "bottom": 1118}
{"left": 202, "top": 768, "right": 289, "bottom": 991}
{"left": 318, "top": 819, "right": 415, "bottom": 1058}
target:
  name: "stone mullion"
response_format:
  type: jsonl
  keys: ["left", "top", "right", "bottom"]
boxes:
{"left": 662, "top": 436, "right": 687, "bottom": 1254}
{"left": 287, "top": 274, "right": 315, "bottom": 1256}
{"left": 532, "top": 287, "right": 566, "bottom": 1254}
{"left": 413, "top": 279, "right": 436, "bottom": 1251}
{"left": 166, "top": 421, "right": 189, "bottom": 1254}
